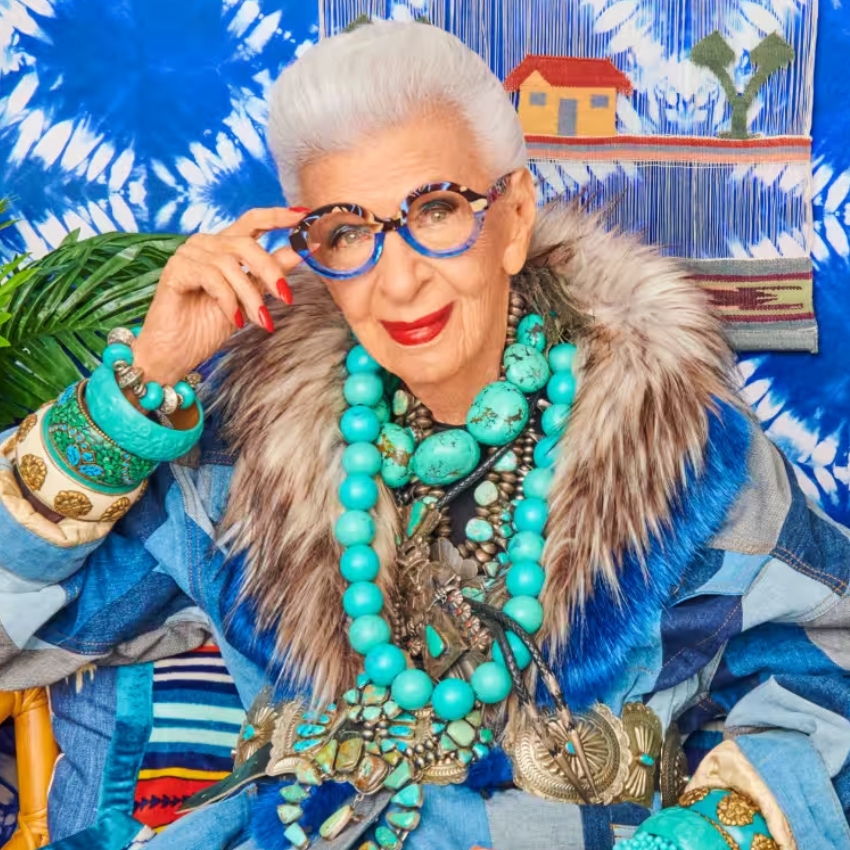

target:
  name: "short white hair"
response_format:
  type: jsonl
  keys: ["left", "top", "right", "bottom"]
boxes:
{"left": 267, "top": 20, "right": 527, "bottom": 201}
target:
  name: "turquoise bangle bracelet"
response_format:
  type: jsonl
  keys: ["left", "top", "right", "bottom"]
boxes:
{"left": 632, "top": 789, "right": 775, "bottom": 850}
{"left": 85, "top": 365, "right": 204, "bottom": 462}
{"left": 42, "top": 382, "right": 159, "bottom": 493}
{"left": 634, "top": 807, "right": 732, "bottom": 850}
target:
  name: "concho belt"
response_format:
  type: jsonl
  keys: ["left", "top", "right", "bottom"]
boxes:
{"left": 183, "top": 687, "right": 687, "bottom": 821}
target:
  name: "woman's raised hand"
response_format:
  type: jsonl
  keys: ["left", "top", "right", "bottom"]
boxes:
{"left": 132, "top": 207, "right": 306, "bottom": 386}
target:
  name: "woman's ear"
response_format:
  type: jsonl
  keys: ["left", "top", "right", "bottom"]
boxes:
{"left": 501, "top": 168, "right": 537, "bottom": 276}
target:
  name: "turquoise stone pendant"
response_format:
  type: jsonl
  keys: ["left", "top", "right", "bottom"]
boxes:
{"left": 377, "top": 423, "right": 415, "bottom": 488}
{"left": 467, "top": 383, "right": 529, "bottom": 446}
{"left": 391, "top": 783, "right": 424, "bottom": 808}
{"left": 517, "top": 313, "right": 547, "bottom": 351}
{"left": 319, "top": 804, "right": 355, "bottom": 840}
{"left": 411, "top": 429, "right": 480, "bottom": 486}
{"left": 425, "top": 625, "right": 447, "bottom": 658}
{"left": 465, "top": 518, "right": 494, "bottom": 542}
{"left": 503, "top": 343, "right": 550, "bottom": 393}
{"left": 283, "top": 823, "right": 310, "bottom": 850}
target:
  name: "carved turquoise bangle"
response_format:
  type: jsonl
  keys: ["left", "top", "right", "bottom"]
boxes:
{"left": 628, "top": 788, "right": 776, "bottom": 850}
{"left": 43, "top": 382, "right": 159, "bottom": 493}
{"left": 85, "top": 365, "right": 204, "bottom": 462}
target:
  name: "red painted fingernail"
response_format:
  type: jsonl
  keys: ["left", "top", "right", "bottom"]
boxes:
{"left": 276, "top": 277, "right": 293, "bottom": 305}
{"left": 290, "top": 206, "right": 310, "bottom": 213}
{"left": 258, "top": 305, "right": 274, "bottom": 333}
{"left": 234, "top": 309, "right": 245, "bottom": 329}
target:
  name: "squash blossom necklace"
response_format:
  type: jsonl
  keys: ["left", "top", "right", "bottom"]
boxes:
{"left": 212, "top": 293, "right": 595, "bottom": 849}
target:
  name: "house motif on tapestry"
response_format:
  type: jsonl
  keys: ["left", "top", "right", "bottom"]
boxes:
{"left": 504, "top": 56, "right": 633, "bottom": 138}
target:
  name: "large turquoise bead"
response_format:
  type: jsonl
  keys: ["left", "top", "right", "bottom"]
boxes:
{"left": 466, "top": 383, "right": 529, "bottom": 447}
{"left": 471, "top": 661, "right": 512, "bottom": 704}
{"left": 431, "top": 679, "right": 475, "bottom": 721}
{"left": 523, "top": 468, "right": 553, "bottom": 500}
{"left": 346, "top": 345, "right": 381, "bottom": 374}
{"left": 412, "top": 429, "right": 480, "bottom": 486}
{"left": 541, "top": 404, "right": 571, "bottom": 437}
{"left": 503, "top": 344, "right": 551, "bottom": 393}
{"left": 139, "top": 381, "right": 164, "bottom": 412}
{"left": 344, "top": 373, "right": 384, "bottom": 407}
{"left": 343, "top": 581, "right": 384, "bottom": 617}
{"left": 340, "top": 406, "right": 381, "bottom": 444}
{"left": 506, "top": 560, "right": 546, "bottom": 597}
{"left": 340, "top": 545, "right": 380, "bottom": 582}
{"left": 513, "top": 498, "right": 548, "bottom": 534}
{"left": 377, "top": 423, "right": 415, "bottom": 488}
{"left": 348, "top": 615, "right": 391, "bottom": 654}
{"left": 364, "top": 643, "right": 407, "bottom": 686}
{"left": 548, "top": 343, "right": 578, "bottom": 374}
{"left": 492, "top": 631, "right": 532, "bottom": 670}
{"left": 517, "top": 313, "right": 547, "bottom": 352}
{"left": 533, "top": 435, "right": 560, "bottom": 469}
{"left": 334, "top": 510, "right": 375, "bottom": 546}
{"left": 391, "top": 669, "right": 434, "bottom": 711}
{"left": 547, "top": 371, "right": 577, "bottom": 406}
{"left": 504, "top": 596, "right": 544, "bottom": 634}
{"left": 174, "top": 381, "right": 196, "bottom": 410}
{"left": 103, "top": 342, "right": 133, "bottom": 368}
{"left": 339, "top": 474, "right": 379, "bottom": 511}
{"left": 342, "top": 442, "right": 382, "bottom": 476}
{"left": 507, "top": 531, "right": 545, "bottom": 563}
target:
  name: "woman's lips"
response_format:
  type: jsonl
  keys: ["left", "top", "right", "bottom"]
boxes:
{"left": 381, "top": 303, "right": 454, "bottom": 347}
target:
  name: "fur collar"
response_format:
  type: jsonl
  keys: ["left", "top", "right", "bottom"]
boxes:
{"left": 211, "top": 202, "right": 739, "bottom": 703}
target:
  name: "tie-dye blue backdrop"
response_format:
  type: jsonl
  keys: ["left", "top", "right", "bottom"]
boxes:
{"left": 0, "top": 0, "right": 847, "bottom": 537}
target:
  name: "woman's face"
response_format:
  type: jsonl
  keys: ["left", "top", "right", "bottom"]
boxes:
{"left": 297, "top": 109, "right": 536, "bottom": 400}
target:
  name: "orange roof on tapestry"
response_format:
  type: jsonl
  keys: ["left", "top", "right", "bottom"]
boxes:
{"left": 504, "top": 56, "right": 633, "bottom": 95}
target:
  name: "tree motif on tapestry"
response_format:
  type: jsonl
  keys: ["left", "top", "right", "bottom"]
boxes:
{"left": 690, "top": 31, "right": 795, "bottom": 140}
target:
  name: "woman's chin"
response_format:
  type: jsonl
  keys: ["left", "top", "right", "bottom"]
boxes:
{"left": 388, "top": 343, "right": 462, "bottom": 389}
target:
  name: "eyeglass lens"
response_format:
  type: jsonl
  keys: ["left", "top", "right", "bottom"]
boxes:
{"left": 303, "top": 189, "right": 480, "bottom": 273}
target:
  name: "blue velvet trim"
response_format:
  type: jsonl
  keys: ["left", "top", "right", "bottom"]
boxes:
{"left": 250, "top": 779, "right": 356, "bottom": 850}
{"left": 543, "top": 401, "right": 752, "bottom": 711}
{"left": 44, "top": 808, "right": 143, "bottom": 850}
{"left": 97, "top": 664, "right": 154, "bottom": 815}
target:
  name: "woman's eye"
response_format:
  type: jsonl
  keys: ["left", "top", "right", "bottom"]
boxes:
{"left": 330, "top": 226, "right": 370, "bottom": 249}
{"left": 418, "top": 201, "right": 456, "bottom": 225}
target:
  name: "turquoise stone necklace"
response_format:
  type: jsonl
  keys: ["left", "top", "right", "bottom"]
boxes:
{"left": 272, "top": 293, "right": 580, "bottom": 850}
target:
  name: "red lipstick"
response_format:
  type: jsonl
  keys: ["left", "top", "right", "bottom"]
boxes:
{"left": 381, "top": 303, "right": 454, "bottom": 347}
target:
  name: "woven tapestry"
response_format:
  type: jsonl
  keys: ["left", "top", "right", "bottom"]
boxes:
{"left": 320, "top": 0, "right": 819, "bottom": 352}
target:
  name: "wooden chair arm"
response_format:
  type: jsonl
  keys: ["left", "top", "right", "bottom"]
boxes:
{"left": 0, "top": 689, "right": 57, "bottom": 850}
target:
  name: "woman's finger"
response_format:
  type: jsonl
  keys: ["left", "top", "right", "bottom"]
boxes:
{"left": 221, "top": 206, "right": 308, "bottom": 240}
{"left": 213, "top": 252, "right": 274, "bottom": 333}
{"left": 179, "top": 243, "right": 259, "bottom": 329}
{"left": 182, "top": 259, "right": 241, "bottom": 328}
{"left": 224, "top": 235, "right": 294, "bottom": 304}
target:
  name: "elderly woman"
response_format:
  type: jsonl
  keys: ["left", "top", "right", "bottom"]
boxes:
{"left": 2, "top": 19, "right": 849, "bottom": 850}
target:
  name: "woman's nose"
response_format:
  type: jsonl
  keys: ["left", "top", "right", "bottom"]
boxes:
{"left": 373, "top": 231, "right": 430, "bottom": 305}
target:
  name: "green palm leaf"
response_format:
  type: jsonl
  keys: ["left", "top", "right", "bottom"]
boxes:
{"left": 0, "top": 230, "right": 184, "bottom": 429}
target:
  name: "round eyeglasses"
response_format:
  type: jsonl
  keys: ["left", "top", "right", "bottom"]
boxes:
{"left": 287, "top": 174, "right": 513, "bottom": 280}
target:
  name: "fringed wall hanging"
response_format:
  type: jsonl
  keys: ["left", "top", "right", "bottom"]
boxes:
{"left": 319, "top": 0, "right": 819, "bottom": 353}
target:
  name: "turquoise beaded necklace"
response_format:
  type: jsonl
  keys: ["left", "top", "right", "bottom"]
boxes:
{"left": 335, "top": 302, "right": 578, "bottom": 722}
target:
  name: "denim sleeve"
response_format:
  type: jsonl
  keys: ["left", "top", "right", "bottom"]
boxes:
{"left": 0, "top": 429, "right": 211, "bottom": 688}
